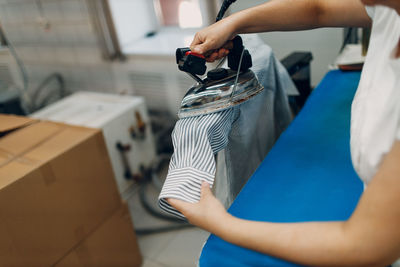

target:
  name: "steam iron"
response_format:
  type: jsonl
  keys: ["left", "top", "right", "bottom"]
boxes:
{"left": 175, "top": 0, "right": 263, "bottom": 119}
{"left": 176, "top": 36, "right": 263, "bottom": 119}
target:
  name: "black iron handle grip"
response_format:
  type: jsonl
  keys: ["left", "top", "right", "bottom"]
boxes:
{"left": 176, "top": 48, "right": 191, "bottom": 64}
{"left": 228, "top": 36, "right": 252, "bottom": 71}
{"left": 176, "top": 48, "right": 207, "bottom": 76}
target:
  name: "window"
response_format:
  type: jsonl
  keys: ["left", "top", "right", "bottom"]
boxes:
{"left": 107, "top": 0, "right": 218, "bottom": 54}
{"left": 107, "top": 0, "right": 159, "bottom": 49}
{"left": 157, "top": 0, "right": 203, "bottom": 28}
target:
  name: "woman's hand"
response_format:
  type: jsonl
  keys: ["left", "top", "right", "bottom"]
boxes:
{"left": 167, "top": 182, "right": 232, "bottom": 233}
{"left": 190, "top": 18, "right": 238, "bottom": 62}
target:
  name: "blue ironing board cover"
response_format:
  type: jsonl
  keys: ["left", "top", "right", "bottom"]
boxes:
{"left": 199, "top": 70, "right": 363, "bottom": 267}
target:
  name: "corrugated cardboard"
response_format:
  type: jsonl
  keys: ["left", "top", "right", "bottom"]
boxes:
{"left": 0, "top": 115, "right": 122, "bottom": 266}
{"left": 0, "top": 114, "right": 36, "bottom": 133}
{"left": 0, "top": 212, "right": 20, "bottom": 267}
{"left": 55, "top": 203, "right": 142, "bottom": 267}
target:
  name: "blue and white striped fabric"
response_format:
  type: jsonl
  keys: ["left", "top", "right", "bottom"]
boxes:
{"left": 158, "top": 109, "right": 235, "bottom": 219}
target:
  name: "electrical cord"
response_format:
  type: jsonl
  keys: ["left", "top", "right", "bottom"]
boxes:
{"left": 139, "top": 180, "right": 188, "bottom": 223}
{"left": 0, "top": 24, "right": 32, "bottom": 112}
{"left": 134, "top": 153, "right": 194, "bottom": 235}
{"left": 135, "top": 184, "right": 194, "bottom": 235}
{"left": 0, "top": 25, "right": 66, "bottom": 113}
{"left": 216, "top": 0, "right": 237, "bottom": 22}
{"left": 32, "top": 72, "right": 65, "bottom": 111}
{"left": 0, "top": 25, "right": 28, "bottom": 93}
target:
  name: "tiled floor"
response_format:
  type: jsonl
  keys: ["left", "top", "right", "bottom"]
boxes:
{"left": 126, "top": 181, "right": 210, "bottom": 267}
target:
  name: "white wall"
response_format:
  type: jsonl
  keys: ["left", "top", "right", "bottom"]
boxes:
{"left": 230, "top": 0, "right": 343, "bottom": 86}
{"left": 108, "top": 0, "right": 158, "bottom": 48}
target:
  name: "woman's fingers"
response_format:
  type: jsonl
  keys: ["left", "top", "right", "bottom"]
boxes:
{"left": 167, "top": 198, "right": 193, "bottom": 214}
{"left": 190, "top": 33, "right": 213, "bottom": 54}
{"left": 206, "top": 51, "right": 219, "bottom": 62}
{"left": 190, "top": 32, "right": 203, "bottom": 52}
{"left": 192, "top": 43, "right": 209, "bottom": 55}
{"left": 218, "top": 48, "right": 228, "bottom": 58}
{"left": 200, "top": 181, "right": 212, "bottom": 200}
{"left": 222, "top": 40, "right": 234, "bottom": 50}
{"left": 167, "top": 181, "right": 211, "bottom": 210}
{"left": 167, "top": 182, "right": 228, "bottom": 232}
{"left": 167, "top": 181, "right": 212, "bottom": 214}
{"left": 190, "top": 19, "right": 235, "bottom": 56}
{"left": 204, "top": 48, "right": 230, "bottom": 62}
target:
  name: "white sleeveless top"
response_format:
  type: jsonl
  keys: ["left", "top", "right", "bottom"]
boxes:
{"left": 350, "top": 5, "right": 400, "bottom": 185}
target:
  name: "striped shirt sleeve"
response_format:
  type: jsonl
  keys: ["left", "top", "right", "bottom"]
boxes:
{"left": 158, "top": 109, "right": 235, "bottom": 219}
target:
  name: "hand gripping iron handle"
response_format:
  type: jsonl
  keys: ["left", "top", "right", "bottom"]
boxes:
{"left": 175, "top": 35, "right": 252, "bottom": 78}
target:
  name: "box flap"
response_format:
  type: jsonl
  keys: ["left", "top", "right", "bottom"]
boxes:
{"left": 0, "top": 150, "right": 12, "bottom": 166}
{"left": 0, "top": 115, "right": 37, "bottom": 134}
{"left": 0, "top": 123, "right": 99, "bottom": 188}
{"left": 0, "top": 122, "right": 63, "bottom": 158}
{"left": 23, "top": 124, "right": 99, "bottom": 165}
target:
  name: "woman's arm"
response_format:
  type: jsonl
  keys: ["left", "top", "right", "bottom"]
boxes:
{"left": 169, "top": 141, "right": 400, "bottom": 266}
{"left": 192, "top": 0, "right": 371, "bottom": 60}
{"left": 232, "top": 0, "right": 371, "bottom": 33}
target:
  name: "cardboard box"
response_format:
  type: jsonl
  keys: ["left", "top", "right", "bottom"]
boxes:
{"left": 32, "top": 92, "right": 157, "bottom": 197}
{"left": 55, "top": 203, "right": 142, "bottom": 267}
{"left": 0, "top": 115, "right": 122, "bottom": 266}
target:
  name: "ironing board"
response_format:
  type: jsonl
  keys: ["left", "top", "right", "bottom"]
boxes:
{"left": 199, "top": 70, "right": 363, "bottom": 267}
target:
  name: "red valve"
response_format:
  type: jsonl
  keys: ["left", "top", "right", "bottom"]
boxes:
{"left": 185, "top": 51, "right": 205, "bottom": 59}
